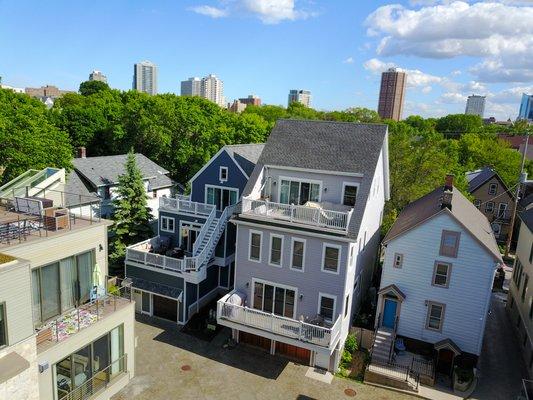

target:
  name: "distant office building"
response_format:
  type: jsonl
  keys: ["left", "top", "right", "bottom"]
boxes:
{"left": 239, "top": 94, "right": 261, "bottom": 107}
{"left": 181, "top": 77, "right": 201, "bottom": 96}
{"left": 228, "top": 99, "right": 247, "bottom": 113}
{"left": 133, "top": 61, "right": 157, "bottom": 95}
{"left": 89, "top": 70, "right": 107, "bottom": 83}
{"left": 25, "top": 85, "right": 74, "bottom": 108}
{"left": 377, "top": 68, "right": 407, "bottom": 121}
{"left": 518, "top": 94, "right": 533, "bottom": 121}
{"left": 465, "top": 95, "right": 486, "bottom": 117}
{"left": 288, "top": 90, "right": 311, "bottom": 107}
{"left": 201, "top": 74, "right": 224, "bottom": 107}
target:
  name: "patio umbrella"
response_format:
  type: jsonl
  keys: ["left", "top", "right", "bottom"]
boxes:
{"left": 92, "top": 263, "right": 101, "bottom": 286}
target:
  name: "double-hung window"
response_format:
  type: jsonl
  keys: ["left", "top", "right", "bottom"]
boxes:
{"left": 426, "top": 302, "right": 445, "bottom": 331}
{"left": 433, "top": 262, "right": 451, "bottom": 288}
{"left": 522, "top": 274, "right": 529, "bottom": 303}
{"left": 279, "top": 178, "right": 320, "bottom": 205}
{"left": 473, "top": 199, "right": 481, "bottom": 209}
{"left": 0, "top": 303, "right": 6, "bottom": 348}
{"left": 497, "top": 203, "right": 508, "bottom": 219}
{"left": 488, "top": 183, "right": 498, "bottom": 195}
{"left": 318, "top": 294, "right": 336, "bottom": 322}
{"left": 160, "top": 216, "right": 175, "bottom": 233}
{"left": 393, "top": 253, "right": 403, "bottom": 268}
{"left": 249, "top": 231, "right": 262, "bottom": 262}
{"left": 322, "top": 244, "right": 341, "bottom": 274}
{"left": 269, "top": 234, "right": 283, "bottom": 267}
{"left": 290, "top": 238, "right": 305, "bottom": 271}
{"left": 440, "top": 230, "right": 460, "bottom": 258}
{"left": 342, "top": 184, "right": 358, "bottom": 207}
{"left": 219, "top": 167, "right": 228, "bottom": 182}
{"left": 485, "top": 202, "right": 494, "bottom": 213}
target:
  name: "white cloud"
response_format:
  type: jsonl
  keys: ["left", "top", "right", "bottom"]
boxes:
{"left": 190, "top": 0, "right": 316, "bottom": 24}
{"left": 365, "top": 1, "right": 533, "bottom": 82}
{"left": 343, "top": 57, "right": 354, "bottom": 64}
{"left": 189, "top": 5, "right": 228, "bottom": 18}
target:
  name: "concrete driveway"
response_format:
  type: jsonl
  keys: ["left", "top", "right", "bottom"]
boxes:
{"left": 113, "top": 316, "right": 417, "bottom": 400}
{"left": 471, "top": 292, "right": 528, "bottom": 400}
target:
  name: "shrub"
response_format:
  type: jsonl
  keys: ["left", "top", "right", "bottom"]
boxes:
{"left": 341, "top": 349, "right": 352, "bottom": 367}
{"left": 455, "top": 366, "right": 474, "bottom": 383}
{"left": 344, "top": 334, "right": 358, "bottom": 354}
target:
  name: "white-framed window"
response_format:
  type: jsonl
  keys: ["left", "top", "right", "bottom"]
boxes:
{"left": 290, "top": 238, "right": 306, "bottom": 271}
{"left": 322, "top": 243, "right": 341, "bottom": 274}
{"left": 432, "top": 262, "right": 451, "bottom": 288}
{"left": 349, "top": 244, "right": 355, "bottom": 268}
{"left": 318, "top": 293, "right": 337, "bottom": 322}
{"left": 205, "top": 185, "right": 238, "bottom": 211}
{"left": 488, "top": 183, "right": 498, "bottom": 195}
{"left": 219, "top": 166, "right": 228, "bottom": 182}
{"left": 344, "top": 294, "right": 350, "bottom": 318}
{"left": 252, "top": 279, "right": 296, "bottom": 318}
{"left": 160, "top": 216, "right": 175, "bottom": 232}
{"left": 473, "top": 199, "right": 481, "bottom": 209}
{"left": 492, "top": 223, "right": 501, "bottom": 237}
{"left": 269, "top": 234, "right": 283, "bottom": 267}
{"left": 497, "top": 203, "right": 508, "bottom": 218}
{"left": 393, "top": 253, "right": 403, "bottom": 268}
{"left": 485, "top": 201, "right": 494, "bottom": 213}
{"left": 440, "top": 230, "right": 460, "bottom": 258}
{"left": 342, "top": 182, "right": 359, "bottom": 207}
{"left": 249, "top": 230, "right": 262, "bottom": 262}
{"left": 279, "top": 177, "right": 321, "bottom": 205}
{"left": 426, "top": 301, "right": 445, "bottom": 332}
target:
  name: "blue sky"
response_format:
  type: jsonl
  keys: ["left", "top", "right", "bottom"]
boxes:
{"left": 1, "top": 0, "right": 531, "bottom": 119}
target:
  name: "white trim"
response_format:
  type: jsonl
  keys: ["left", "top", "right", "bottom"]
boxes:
{"left": 160, "top": 216, "right": 175, "bottom": 233}
{"left": 321, "top": 243, "right": 342, "bottom": 275}
{"left": 268, "top": 233, "right": 284, "bottom": 268}
{"left": 289, "top": 237, "right": 306, "bottom": 272}
{"left": 265, "top": 164, "right": 364, "bottom": 177}
{"left": 248, "top": 230, "right": 262, "bottom": 263}
{"left": 178, "top": 221, "right": 202, "bottom": 250}
{"left": 341, "top": 181, "right": 360, "bottom": 207}
{"left": 318, "top": 292, "right": 337, "bottom": 323}
{"left": 251, "top": 278, "right": 298, "bottom": 319}
{"left": 204, "top": 184, "right": 239, "bottom": 210}
{"left": 348, "top": 243, "right": 355, "bottom": 270}
{"left": 278, "top": 175, "right": 322, "bottom": 204}
{"left": 219, "top": 166, "right": 228, "bottom": 183}
{"left": 188, "top": 147, "right": 249, "bottom": 185}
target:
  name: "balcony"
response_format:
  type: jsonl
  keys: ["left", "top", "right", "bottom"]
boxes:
{"left": 36, "top": 277, "right": 132, "bottom": 353}
{"left": 158, "top": 195, "right": 214, "bottom": 216}
{"left": 217, "top": 291, "right": 342, "bottom": 350}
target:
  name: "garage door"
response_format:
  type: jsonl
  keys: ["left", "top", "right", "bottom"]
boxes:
{"left": 239, "top": 331, "right": 271, "bottom": 351}
{"left": 275, "top": 341, "right": 311, "bottom": 364}
{"left": 153, "top": 295, "right": 178, "bottom": 322}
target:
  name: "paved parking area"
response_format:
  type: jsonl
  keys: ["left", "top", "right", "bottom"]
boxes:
{"left": 113, "top": 317, "right": 417, "bottom": 400}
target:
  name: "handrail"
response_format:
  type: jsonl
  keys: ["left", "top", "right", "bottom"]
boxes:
{"left": 59, "top": 354, "right": 128, "bottom": 400}
{"left": 159, "top": 196, "right": 214, "bottom": 216}
{"left": 193, "top": 205, "right": 216, "bottom": 254}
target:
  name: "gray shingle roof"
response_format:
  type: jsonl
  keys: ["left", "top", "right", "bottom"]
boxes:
{"left": 241, "top": 119, "right": 389, "bottom": 238}
{"left": 383, "top": 185, "right": 502, "bottom": 262}
{"left": 519, "top": 208, "right": 533, "bottom": 233}
{"left": 63, "top": 170, "right": 99, "bottom": 206}
{"left": 466, "top": 167, "right": 496, "bottom": 193}
{"left": 224, "top": 144, "right": 265, "bottom": 176}
{"left": 72, "top": 154, "right": 173, "bottom": 189}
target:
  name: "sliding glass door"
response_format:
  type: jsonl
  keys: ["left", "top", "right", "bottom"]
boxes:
{"left": 40, "top": 263, "right": 61, "bottom": 321}
{"left": 206, "top": 186, "right": 238, "bottom": 211}
{"left": 253, "top": 281, "right": 296, "bottom": 319}
{"left": 279, "top": 179, "right": 320, "bottom": 205}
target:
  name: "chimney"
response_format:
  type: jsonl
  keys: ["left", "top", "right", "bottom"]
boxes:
{"left": 442, "top": 174, "right": 454, "bottom": 210}
{"left": 76, "top": 147, "right": 86, "bottom": 159}
{"left": 444, "top": 174, "right": 454, "bottom": 191}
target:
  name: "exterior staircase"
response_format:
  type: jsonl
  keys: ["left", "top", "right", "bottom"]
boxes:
{"left": 194, "top": 217, "right": 220, "bottom": 257}
{"left": 370, "top": 328, "right": 394, "bottom": 363}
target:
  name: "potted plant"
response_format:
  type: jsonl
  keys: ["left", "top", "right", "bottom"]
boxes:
{"left": 453, "top": 365, "right": 474, "bottom": 392}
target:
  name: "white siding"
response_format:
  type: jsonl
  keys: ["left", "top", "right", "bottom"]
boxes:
{"left": 382, "top": 212, "right": 497, "bottom": 355}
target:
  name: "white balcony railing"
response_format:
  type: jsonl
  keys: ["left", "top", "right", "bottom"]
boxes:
{"left": 217, "top": 291, "right": 342, "bottom": 349}
{"left": 159, "top": 196, "right": 214, "bottom": 216}
{"left": 241, "top": 196, "right": 353, "bottom": 233}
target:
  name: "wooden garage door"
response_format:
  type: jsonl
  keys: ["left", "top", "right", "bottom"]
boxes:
{"left": 275, "top": 341, "right": 311, "bottom": 364}
{"left": 153, "top": 295, "right": 178, "bottom": 322}
{"left": 239, "top": 331, "right": 271, "bottom": 351}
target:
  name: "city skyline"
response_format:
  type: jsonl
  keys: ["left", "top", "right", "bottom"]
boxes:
{"left": 1, "top": 1, "right": 532, "bottom": 119}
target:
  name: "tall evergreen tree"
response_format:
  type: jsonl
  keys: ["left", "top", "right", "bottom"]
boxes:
{"left": 109, "top": 150, "right": 152, "bottom": 267}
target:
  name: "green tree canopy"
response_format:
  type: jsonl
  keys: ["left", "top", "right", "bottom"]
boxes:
{"left": 79, "top": 80, "right": 110, "bottom": 96}
{"left": 435, "top": 114, "right": 483, "bottom": 137}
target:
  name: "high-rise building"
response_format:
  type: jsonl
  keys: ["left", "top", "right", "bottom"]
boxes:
{"left": 201, "top": 74, "right": 224, "bottom": 107}
{"left": 181, "top": 77, "right": 201, "bottom": 96}
{"left": 518, "top": 94, "right": 533, "bottom": 121}
{"left": 288, "top": 90, "right": 311, "bottom": 107}
{"left": 89, "top": 70, "right": 107, "bottom": 83}
{"left": 239, "top": 94, "right": 261, "bottom": 107}
{"left": 377, "top": 68, "right": 407, "bottom": 121}
{"left": 228, "top": 99, "right": 247, "bottom": 113}
{"left": 133, "top": 61, "right": 157, "bottom": 95}
{"left": 465, "top": 95, "right": 486, "bottom": 117}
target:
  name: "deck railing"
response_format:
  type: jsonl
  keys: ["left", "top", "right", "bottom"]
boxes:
{"left": 159, "top": 196, "right": 214, "bottom": 216}
{"left": 58, "top": 354, "right": 127, "bottom": 400}
{"left": 241, "top": 197, "right": 353, "bottom": 233}
{"left": 217, "top": 291, "right": 342, "bottom": 349}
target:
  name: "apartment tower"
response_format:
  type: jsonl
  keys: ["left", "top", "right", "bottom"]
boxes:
{"left": 465, "top": 95, "right": 486, "bottom": 117}
{"left": 201, "top": 74, "right": 224, "bottom": 107}
{"left": 133, "top": 61, "right": 157, "bottom": 95}
{"left": 89, "top": 70, "right": 107, "bottom": 83}
{"left": 180, "top": 77, "right": 202, "bottom": 96}
{"left": 288, "top": 90, "right": 311, "bottom": 107}
{"left": 377, "top": 68, "right": 407, "bottom": 121}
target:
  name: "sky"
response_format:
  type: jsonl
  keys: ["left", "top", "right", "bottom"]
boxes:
{"left": 0, "top": 0, "right": 532, "bottom": 120}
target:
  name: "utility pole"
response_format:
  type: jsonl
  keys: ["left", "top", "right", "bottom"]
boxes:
{"left": 505, "top": 133, "right": 529, "bottom": 257}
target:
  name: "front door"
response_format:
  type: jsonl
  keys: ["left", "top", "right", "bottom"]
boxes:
{"left": 436, "top": 349, "right": 455, "bottom": 377}
{"left": 382, "top": 299, "right": 397, "bottom": 329}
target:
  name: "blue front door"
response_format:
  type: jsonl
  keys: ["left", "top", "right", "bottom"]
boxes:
{"left": 382, "top": 299, "right": 397, "bottom": 329}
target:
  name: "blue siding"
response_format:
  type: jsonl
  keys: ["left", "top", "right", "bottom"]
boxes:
{"left": 158, "top": 211, "right": 207, "bottom": 247}
{"left": 199, "top": 265, "right": 219, "bottom": 297}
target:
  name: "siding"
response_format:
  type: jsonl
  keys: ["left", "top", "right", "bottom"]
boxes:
{"left": 382, "top": 212, "right": 496, "bottom": 355}
{"left": 158, "top": 211, "right": 207, "bottom": 247}
{"left": 126, "top": 265, "right": 184, "bottom": 291}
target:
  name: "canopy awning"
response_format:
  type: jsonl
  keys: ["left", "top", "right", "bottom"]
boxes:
{"left": 131, "top": 277, "right": 183, "bottom": 301}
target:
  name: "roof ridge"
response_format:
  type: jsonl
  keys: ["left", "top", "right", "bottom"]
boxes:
{"left": 276, "top": 118, "right": 388, "bottom": 127}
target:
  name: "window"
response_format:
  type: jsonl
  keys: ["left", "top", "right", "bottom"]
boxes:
{"left": 290, "top": 238, "right": 305, "bottom": 271}
{"left": 497, "top": 203, "right": 508, "bottom": 219}
{"left": 492, "top": 223, "right": 501, "bottom": 237}
{"left": 269, "top": 234, "right": 283, "bottom": 267}
{"left": 219, "top": 166, "right": 228, "bottom": 182}
{"left": 152, "top": 190, "right": 157, "bottom": 199}
{"left": 342, "top": 184, "right": 358, "bottom": 207}
{"left": 349, "top": 245, "right": 355, "bottom": 268}
{"left": 514, "top": 259, "right": 524, "bottom": 288}
{"left": 485, "top": 202, "right": 494, "bottom": 213}
{"left": 103, "top": 186, "right": 111, "bottom": 200}
{"left": 322, "top": 244, "right": 341, "bottom": 274}
{"left": 344, "top": 294, "right": 350, "bottom": 318}
{"left": 474, "top": 199, "right": 481, "bottom": 209}
{"left": 440, "top": 230, "right": 460, "bottom": 258}
{"left": 432, "top": 262, "right": 451, "bottom": 288}
{"left": 0, "top": 303, "right": 6, "bottom": 348}
{"left": 426, "top": 302, "right": 445, "bottom": 331}
{"left": 318, "top": 294, "right": 336, "bottom": 322}
{"left": 252, "top": 281, "right": 295, "bottom": 318}
{"left": 249, "top": 231, "right": 262, "bottom": 262}
{"left": 206, "top": 186, "right": 238, "bottom": 211}
{"left": 279, "top": 178, "right": 320, "bottom": 205}
{"left": 179, "top": 222, "right": 202, "bottom": 253}
{"left": 393, "top": 253, "right": 403, "bottom": 269}
{"left": 160, "top": 216, "right": 175, "bottom": 233}
{"left": 488, "top": 183, "right": 498, "bottom": 195}
{"left": 529, "top": 243, "right": 533, "bottom": 264}
{"left": 522, "top": 274, "right": 529, "bottom": 302}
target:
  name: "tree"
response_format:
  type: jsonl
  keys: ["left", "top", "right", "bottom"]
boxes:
{"left": 435, "top": 114, "right": 483, "bottom": 137}
{"left": 79, "top": 80, "right": 110, "bottom": 96}
{"left": 109, "top": 150, "right": 153, "bottom": 267}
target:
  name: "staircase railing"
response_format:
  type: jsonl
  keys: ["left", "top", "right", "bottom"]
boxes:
{"left": 193, "top": 205, "right": 216, "bottom": 255}
{"left": 389, "top": 315, "right": 399, "bottom": 362}
{"left": 369, "top": 312, "right": 381, "bottom": 359}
